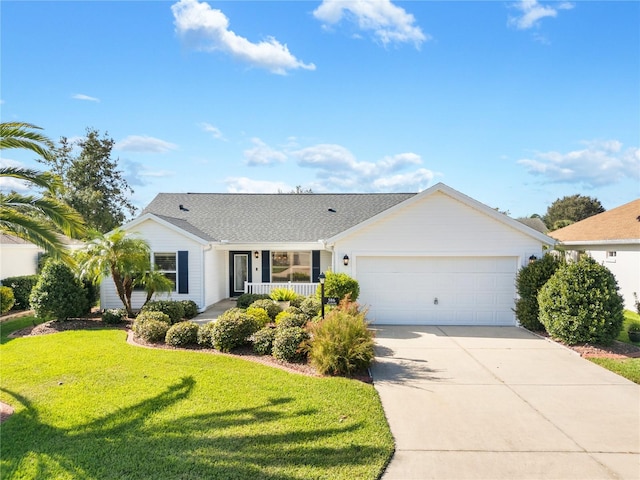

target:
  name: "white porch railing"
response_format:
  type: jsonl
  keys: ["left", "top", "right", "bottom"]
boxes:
{"left": 244, "top": 282, "right": 319, "bottom": 297}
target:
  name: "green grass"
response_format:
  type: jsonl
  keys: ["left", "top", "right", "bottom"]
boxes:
{"left": 589, "top": 357, "right": 640, "bottom": 384}
{"left": 587, "top": 310, "right": 640, "bottom": 385}
{"left": 0, "top": 318, "right": 393, "bottom": 479}
{"left": 617, "top": 310, "right": 640, "bottom": 345}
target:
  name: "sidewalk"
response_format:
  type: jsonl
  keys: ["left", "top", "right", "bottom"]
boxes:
{"left": 192, "top": 298, "right": 237, "bottom": 324}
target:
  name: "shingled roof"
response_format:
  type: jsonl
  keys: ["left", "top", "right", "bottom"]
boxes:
{"left": 141, "top": 193, "right": 416, "bottom": 243}
{"left": 549, "top": 199, "right": 640, "bottom": 243}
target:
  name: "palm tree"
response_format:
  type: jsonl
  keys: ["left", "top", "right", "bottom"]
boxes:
{"left": 137, "top": 269, "right": 175, "bottom": 308}
{"left": 76, "top": 229, "right": 151, "bottom": 316}
{"left": 0, "top": 122, "right": 86, "bottom": 259}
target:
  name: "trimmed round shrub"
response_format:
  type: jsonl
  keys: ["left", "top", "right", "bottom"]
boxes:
{"left": 250, "top": 299, "right": 281, "bottom": 321}
{"left": 246, "top": 306, "right": 271, "bottom": 328}
{"left": 316, "top": 272, "right": 360, "bottom": 302}
{"left": 180, "top": 300, "right": 199, "bottom": 319}
{"left": 237, "top": 293, "right": 271, "bottom": 309}
{"left": 1, "top": 275, "right": 38, "bottom": 310}
{"left": 165, "top": 321, "right": 200, "bottom": 347}
{"left": 289, "top": 295, "right": 304, "bottom": 308}
{"left": 1, "top": 286, "right": 15, "bottom": 314}
{"left": 272, "top": 326, "right": 309, "bottom": 363}
{"left": 136, "top": 310, "right": 171, "bottom": 325}
{"left": 210, "top": 310, "right": 259, "bottom": 352}
{"left": 197, "top": 322, "right": 216, "bottom": 347}
{"left": 515, "top": 253, "right": 563, "bottom": 331}
{"left": 102, "top": 308, "right": 126, "bottom": 324}
{"left": 252, "top": 327, "right": 276, "bottom": 355}
{"left": 29, "top": 260, "right": 88, "bottom": 320}
{"left": 275, "top": 311, "right": 308, "bottom": 328}
{"left": 133, "top": 311, "right": 171, "bottom": 342}
{"left": 309, "top": 307, "right": 374, "bottom": 376}
{"left": 141, "top": 300, "right": 185, "bottom": 324}
{"left": 300, "top": 296, "right": 321, "bottom": 319}
{"left": 538, "top": 256, "right": 624, "bottom": 345}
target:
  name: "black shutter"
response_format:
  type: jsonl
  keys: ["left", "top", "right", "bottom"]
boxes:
{"left": 178, "top": 251, "right": 189, "bottom": 294}
{"left": 262, "top": 251, "right": 270, "bottom": 282}
{"left": 312, "top": 250, "right": 320, "bottom": 283}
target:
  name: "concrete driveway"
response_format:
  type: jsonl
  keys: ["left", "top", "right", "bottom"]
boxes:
{"left": 371, "top": 326, "right": 640, "bottom": 480}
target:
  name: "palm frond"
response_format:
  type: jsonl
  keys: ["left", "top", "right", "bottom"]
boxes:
{"left": 0, "top": 122, "right": 55, "bottom": 160}
{"left": 0, "top": 166, "right": 62, "bottom": 194}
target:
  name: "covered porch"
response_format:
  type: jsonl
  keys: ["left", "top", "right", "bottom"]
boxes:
{"left": 244, "top": 281, "right": 319, "bottom": 297}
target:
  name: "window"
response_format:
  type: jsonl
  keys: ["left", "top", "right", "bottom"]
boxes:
{"left": 154, "top": 252, "right": 177, "bottom": 290}
{"left": 271, "top": 251, "right": 311, "bottom": 282}
{"left": 606, "top": 251, "right": 617, "bottom": 263}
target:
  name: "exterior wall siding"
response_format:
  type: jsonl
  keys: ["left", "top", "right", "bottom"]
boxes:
{"left": 589, "top": 249, "right": 639, "bottom": 312}
{"left": 334, "top": 191, "right": 544, "bottom": 276}
{"left": 0, "top": 245, "right": 42, "bottom": 280}
{"left": 100, "top": 219, "right": 206, "bottom": 310}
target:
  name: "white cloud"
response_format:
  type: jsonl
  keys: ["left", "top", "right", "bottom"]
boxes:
{"left": 313, "top": 0, "right": 428, "bottom": 48}
{"left": 121, "top": 159, "right": 175, "bottom": 187}
{"left": 244, "top": 138, "right": 287, "bottom": 166}
{"left": 0, "top": 159, "right": 32, "bottom": 192}
{"left": 72, "top": 93, "right": 100, "bottom": 102}
{"left": 200, "top": 122, "right": 225, "bottom": 140}
{"left": 116, "top": 135, "right": 178, "bottom": 153}
{"left": 225, "top": 176, "right": 291, "bottom": 193}
{"left": 292, "top": 144, "right": 433, "bottom": 192}
{"left": 171, "top": 0, "right": 315, "bottom": 75}
{"left": 508, "top": 0, "right": 574, "bottom": 30}
{"left": 518, "top": 140, "right": 639, "bottom": 187}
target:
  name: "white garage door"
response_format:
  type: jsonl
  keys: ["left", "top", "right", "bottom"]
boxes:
{"left": 357, "top": 256, "right": 517, "bottom": 325}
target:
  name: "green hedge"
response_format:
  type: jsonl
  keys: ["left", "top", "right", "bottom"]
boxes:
{"left": 1, "top": 275, "right": 38, "bottom": 310}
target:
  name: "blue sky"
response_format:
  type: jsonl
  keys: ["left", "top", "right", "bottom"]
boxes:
{"left": 1, "top": 0, "right": 638, "bottom": 218}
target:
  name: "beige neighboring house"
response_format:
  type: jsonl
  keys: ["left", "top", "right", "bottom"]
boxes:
{"left": 549, "top": 199, "right": 640, "bottom": 311}
{"left": 0, "top": 234, "right": 43, "bottom": 280}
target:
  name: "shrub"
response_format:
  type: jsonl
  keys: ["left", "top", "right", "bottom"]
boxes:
{"left": 210, "top": 310, "right": 259, "bottom": 352}
{"left": 300, "top": 296, "right": 321, "bottom": 319}
{"left": 514, "top": 253, "right": 563, "bottom": 331}
{"left": 1, "top": 286, "right": 15, "bottom": 314}
{"left": 29, "top": 261, "right": 88, "bottom": 320}
{"left": 180, "top": 300, "right": 199, "bottom": 319}
{"left": 246, "top": 306, "right": 271, "bottom": 328}
{"left": 316, "top": 272, "right": 360, "bottom": 302}
{"left": 252, "top": 327, "right": 276, "bottom": 355}
{"left": 133, "top": 318, "right": 170, "bottom": 343}
{"left": 135, "top": 310, "right": 171, "bottom": 325}
{"left": 250, "top": 299, "right": 281, "bottom": 320}
{"left": 165, "top": 321, "right": 200, "bottom": 347}
{"left": 289, "top": 295, "right": 304, "bottom": 308}
{"left": 270, "top": 287, "right": 298, "bottom": 302}
{"left": 141, "top": 300, "right": 185, "bottom": 324}
{"left": 197, "top": 322, "right": 217, "bottom": 347}
{"left": 538, "top": 256, "right": 624, "bottom": 345}
{"left": 272, "top": 327, "right": 309, "bottom": 363}
{"left": 1, "top": 275, "right": 38, "bottom": 310}
{"left": 237, "top": 293, "right": 270, "bottom": 309}
{"left": 309, "top": 302, "right": 374, "bottom": 376}
{"left": 82, "top": 279, "right": 100, "bottom": 310}
{"left": 275, "top": 311, "right": 308, "bottom": 328}
{"left": 102, "top": 308, "right": 126, "bottom": 324}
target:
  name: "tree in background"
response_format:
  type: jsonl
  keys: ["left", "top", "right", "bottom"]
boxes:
{"left": 76, "top": 229, "right": 151, "bottom": 317}
{"left": 543, "top": 194, "right": 605, "bottom": 231}
{"left": 0, "top": 122, "right": 86, "bottom": 260}
{"left": 40, "top": 128, "right": 136, "bottom": 233}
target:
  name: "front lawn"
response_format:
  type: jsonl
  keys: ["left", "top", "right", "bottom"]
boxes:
{"left": 617, "top": 310, "right": 640, "bottom": 345}
{"left": 589, "top": 357, "right": 640, "bottom": 384}
{"left": 0, "top": 318, "right": 393, "bottom": 479}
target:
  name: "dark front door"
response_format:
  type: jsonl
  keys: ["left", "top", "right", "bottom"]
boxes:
{"left": 229, "top": 251, "right": 252, "bottom": 297}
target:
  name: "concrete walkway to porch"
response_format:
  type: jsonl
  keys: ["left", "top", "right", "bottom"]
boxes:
{"left": 192, "top": 298, "right": 237, "bottom": 324}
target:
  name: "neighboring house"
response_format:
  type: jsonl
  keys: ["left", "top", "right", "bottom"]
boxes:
{"left": 102, "top": 183, "right": 554, "bottom": 326}
{"left": 516, "top": 217, "right": 548, "bottom": 234}
{"left": 549, "top": 199, "right": 640, "bottom": 311}
{"left": 0, "top": 234, "right": 43, "bottom": 280}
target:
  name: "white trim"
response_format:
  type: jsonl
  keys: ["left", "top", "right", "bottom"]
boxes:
{"left": 121, "top": 213, "right": 210, "bottom": 246}
{"left": 213, "top": 242, "right": 326, "bottom": 251}
{"left": 558, "top": 239, "right": 640, "bottom": 246}
{"left": 324, "top": 183, "right": 556, "bottom": 246}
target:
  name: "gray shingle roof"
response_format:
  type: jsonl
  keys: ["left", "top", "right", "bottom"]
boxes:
{"left": 141, "top": 193, "right": 416, "bottom": 243}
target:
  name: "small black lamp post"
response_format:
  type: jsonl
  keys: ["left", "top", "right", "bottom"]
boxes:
{"left": 319, "top": 272, "right": 326, "bottom": 319}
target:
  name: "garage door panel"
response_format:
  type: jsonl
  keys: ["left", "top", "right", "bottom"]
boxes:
{"left": 357, "top": 256, "right": 517, "bottom": 326}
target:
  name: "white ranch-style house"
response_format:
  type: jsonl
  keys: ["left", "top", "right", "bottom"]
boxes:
{"left": 101, "top": 183, "right": 555, "bottom": 325}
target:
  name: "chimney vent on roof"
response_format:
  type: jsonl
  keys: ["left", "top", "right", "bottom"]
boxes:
{"left": 328, "top": 208, "right": 336, "bottom": 213}
{"left": 179, "top": 204, "right": 189, "bottom": 212}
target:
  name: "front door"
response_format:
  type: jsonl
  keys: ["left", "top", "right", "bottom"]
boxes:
{"left": 229, "top": 251, "right": 251, "bottom": 297}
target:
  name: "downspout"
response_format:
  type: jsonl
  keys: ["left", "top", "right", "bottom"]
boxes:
{"left": 200, "top": 243, "right": 213, "bottom": 312}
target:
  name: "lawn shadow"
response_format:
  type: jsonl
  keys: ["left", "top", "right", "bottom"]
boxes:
{"left": 1, "top": 376, "right": 388, "bottom": 479}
